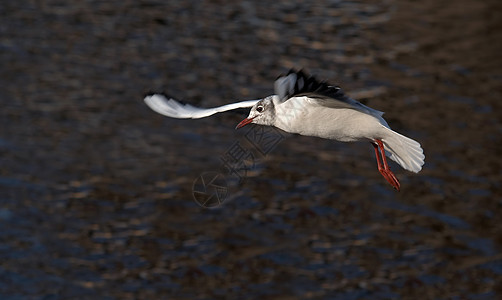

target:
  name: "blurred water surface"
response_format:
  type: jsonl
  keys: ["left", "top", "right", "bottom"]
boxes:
{"left": 1, "top": 0, "right": 501, "bottom": 298}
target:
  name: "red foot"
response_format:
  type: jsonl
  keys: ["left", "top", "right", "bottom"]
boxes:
{"left": 373, "top": 140, "right": 400, "bottom": 191}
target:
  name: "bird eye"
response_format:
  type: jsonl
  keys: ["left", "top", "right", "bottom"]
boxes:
{"left": 256, "top": 105, "right": 264, "bottom": 113}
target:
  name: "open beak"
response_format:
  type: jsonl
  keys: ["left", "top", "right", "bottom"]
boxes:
{"left": 235, "top": 117, "right": 255, "bottom": 129}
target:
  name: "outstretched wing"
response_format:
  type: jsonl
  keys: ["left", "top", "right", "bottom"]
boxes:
{"left": 144, "top": 94, "right": 260, "bottom": 119}
{"left": 274, "top": 69, "right": 384, "bottom": 118}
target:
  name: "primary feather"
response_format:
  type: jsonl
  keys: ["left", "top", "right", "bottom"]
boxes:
{"left": 144, "top": 94, "right": 259, "bottom": 119}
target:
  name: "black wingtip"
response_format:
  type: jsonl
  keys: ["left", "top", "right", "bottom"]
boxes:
{"left": 276, "top": 68, "right": 307, "bottom": 80}
{"left": 287, "top": 68, "right": 306, "bottom": 76}
{"left": 277, "top": 69, "right": 344, "bottom": 99}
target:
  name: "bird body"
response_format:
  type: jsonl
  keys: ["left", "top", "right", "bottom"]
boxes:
{"left": 144, "top": 70, "right": 425, "bottom": 190}
{"left": 272, "top": 96, "right": 385, "bottom": 142}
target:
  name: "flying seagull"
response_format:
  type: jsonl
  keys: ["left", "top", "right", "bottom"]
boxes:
{"left": 144, "top": 70, "right": 425, "bottom": 190}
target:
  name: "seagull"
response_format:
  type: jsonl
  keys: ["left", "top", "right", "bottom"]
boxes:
{"left": 144, "top": 70, "right": 424, "bottom": 191}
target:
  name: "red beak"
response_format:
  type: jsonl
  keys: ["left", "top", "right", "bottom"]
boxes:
{"left": 235, "top": 117, "right": 255, "bottom": 129}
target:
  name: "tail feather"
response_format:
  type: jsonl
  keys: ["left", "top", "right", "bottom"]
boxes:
{"left": 381, "top": 127, "right": 425, "bottom": 173}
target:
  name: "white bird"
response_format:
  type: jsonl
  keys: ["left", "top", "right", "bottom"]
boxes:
{"left": 144, "top": 70, "right": 425, "bottom": 190}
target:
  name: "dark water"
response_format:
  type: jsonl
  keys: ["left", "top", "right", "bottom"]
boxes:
{"left": 1, "top": 0, "right": 501, "bottom": 298}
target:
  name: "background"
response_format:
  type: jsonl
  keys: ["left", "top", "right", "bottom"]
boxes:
{"left": 1, "top": 0, "right": 501, "bottom": 298}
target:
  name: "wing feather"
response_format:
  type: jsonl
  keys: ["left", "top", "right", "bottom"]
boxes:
{"left": 144, "top": 94, "right": 259, "bottom": 119}
{"left": 275, "top": 70, "right": 384, "bottom": 118}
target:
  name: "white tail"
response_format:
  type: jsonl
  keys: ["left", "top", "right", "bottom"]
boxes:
{"left": 381, "top": 127, "right": 425, "bottom": 173}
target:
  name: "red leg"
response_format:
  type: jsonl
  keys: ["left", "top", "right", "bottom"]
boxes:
{"left": 373, "top": 142, "right": 383, "bottom": 170}
{"left": 373, "top": 140, "right": 400, "bottom": 191}
{"left": 372, "top": 142, "right": 393, "bottom": 187}
{"left": 376, "top": 140, "right": 400, "bottom": 190}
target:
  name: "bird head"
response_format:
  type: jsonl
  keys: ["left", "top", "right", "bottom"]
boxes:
{"left": 235, "top": 96, "right": 276, "bottom": 129}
